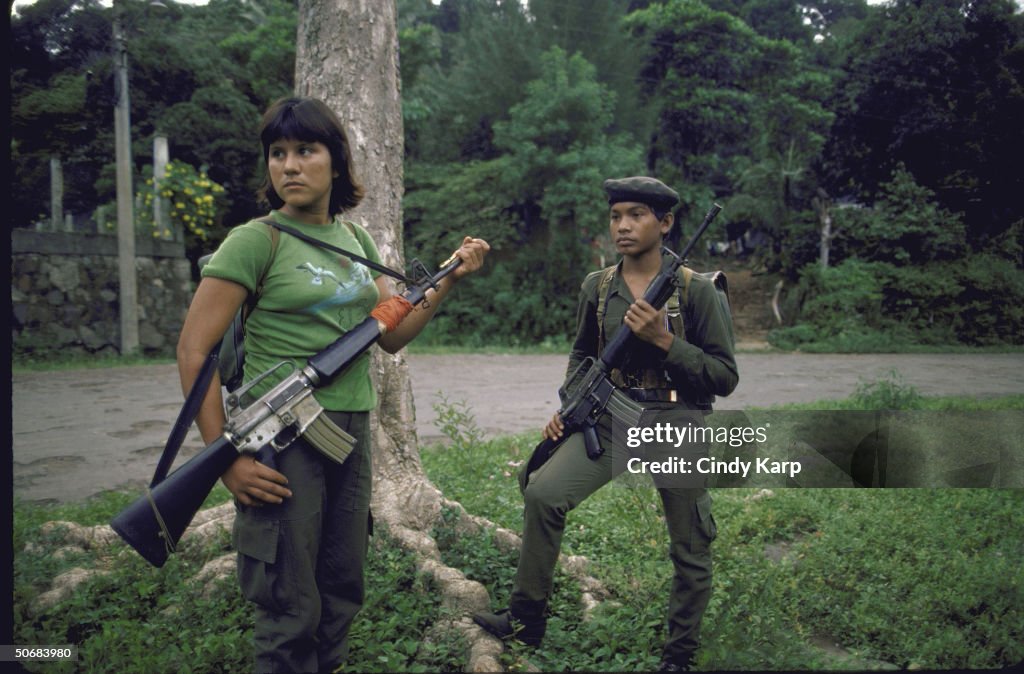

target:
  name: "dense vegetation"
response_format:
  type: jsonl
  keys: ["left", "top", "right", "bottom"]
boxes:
{"left": 11, "top": 0, "right": 1024, "bottom": 349}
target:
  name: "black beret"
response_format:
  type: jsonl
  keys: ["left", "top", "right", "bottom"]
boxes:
{"left": 603, "top": 176, "right": 679, "bottom": 211}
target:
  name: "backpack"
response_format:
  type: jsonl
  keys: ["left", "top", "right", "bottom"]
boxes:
{"left": 197, "top": 216, "right": 280, "bottom": 392}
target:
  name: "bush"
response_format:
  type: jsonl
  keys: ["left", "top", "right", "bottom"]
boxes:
{"left": 775, "top": 254, "right": 1024, "bottom": 349}
{"left": 850, "top": 370, "right": 923, "bottom": 410}
{"left": 952, "top": 254, "right": 1024, "bottom": 345}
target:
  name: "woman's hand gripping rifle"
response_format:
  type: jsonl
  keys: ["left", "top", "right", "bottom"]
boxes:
{"left": 110, "top": 254, "right": 462, "bottom": 569}
{"left": 523, "top": 204, "right": 722, "bottom": 479}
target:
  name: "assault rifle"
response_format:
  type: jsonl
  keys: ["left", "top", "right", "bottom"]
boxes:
{"left": 111, "top": 254, "right": 462, "bottom": 568}
{"left": 523, "top": 204, "right": 722, "bottom": 476}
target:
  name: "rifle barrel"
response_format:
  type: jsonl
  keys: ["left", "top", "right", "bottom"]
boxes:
{"left": 678, "top": 203, "right": 723, "bottom": 262}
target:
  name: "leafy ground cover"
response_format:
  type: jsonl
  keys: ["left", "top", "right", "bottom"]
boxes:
{"left": 423, "top": 434, "right": 1023, "bottom": 671}
{"left": 12, "top": 487, "right": 459, "bottom": 673}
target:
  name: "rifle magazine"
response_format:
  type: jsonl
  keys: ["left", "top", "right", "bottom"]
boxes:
{"left": 303, "top": 413, "right": 356, "bottom": 465}
{"left": 605, "top": 388, "right": 646, "bottom": 429}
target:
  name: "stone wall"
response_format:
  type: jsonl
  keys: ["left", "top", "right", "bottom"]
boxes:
{"left": 11, "top": 230, "right": 195, "bottom": 357}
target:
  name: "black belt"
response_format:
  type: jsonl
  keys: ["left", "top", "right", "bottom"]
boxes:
{"left": 624, "top": 388, "right": 679, "bottom": 403}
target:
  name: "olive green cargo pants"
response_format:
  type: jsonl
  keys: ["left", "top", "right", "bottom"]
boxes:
{"left": 512, "top": 410, "right": 716, "bottom": 662}
{"left": 232, "top": 411, "right": 372, "bottom": 674}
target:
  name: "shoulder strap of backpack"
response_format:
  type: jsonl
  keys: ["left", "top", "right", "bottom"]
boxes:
{"left": 241, "top": 216, "right": 281, "bottom": 322}
{"left": 595, "top": 265, "right": 617, "bottom": 353}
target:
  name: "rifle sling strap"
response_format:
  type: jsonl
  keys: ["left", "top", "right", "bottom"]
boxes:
{"left": 268, "top": 220, "right": 412, "bottom": 284}
{"left": 145, "top": 486, "right": 177, "bottom": 556}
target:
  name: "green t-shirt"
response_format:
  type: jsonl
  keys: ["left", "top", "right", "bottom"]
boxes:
{"left": 201, "top": 210, "right": 383, "bottom": 411}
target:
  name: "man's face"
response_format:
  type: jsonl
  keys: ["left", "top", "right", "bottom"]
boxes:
{"left": 609, "top": 201, "right": 670, "bottom": 256}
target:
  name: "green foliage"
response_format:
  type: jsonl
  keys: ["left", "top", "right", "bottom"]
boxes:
{"left": 820, "top": 0, "right": 1024, "bottom": 245}
{"left": 771, "top": 252, "right": 1024, "bottom": 351}
{"left": 12, "top": 0, "right": 1024, "bottom": 351}
{"left": 10, "top": 0, "right": 294, "bottom": 238}
{"left": 784, "top": 490, "right": 1024, "bottom": 669}
{"left": 850, "top": 370, "right": 923, "bottom": 410}
{"left": 796, "top": 258, "right": 886, "bottom": 335}
{"left": 953, "top": 253, "right": 1024, "bottom": 345}
{"left": 624, "top": 0, "right": 833, "bottom": 188}
{"left": 431, "top": 392, "right": 483, "bottom": 452}
{"left": 404, "top": 46, "right": 644, "bottom": 346}
{"left": 832, "top": 165, "right": 967, "bottom": 265}
{"left": 776, "top": 166, "right": 1024, "bottom": 350}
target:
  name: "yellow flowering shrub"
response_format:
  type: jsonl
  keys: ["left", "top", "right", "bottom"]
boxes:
{"left": 139, "top": 160, "right": 226, "bottom": 241}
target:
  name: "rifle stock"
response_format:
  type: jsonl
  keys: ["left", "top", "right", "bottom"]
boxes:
{"left": 111, "top": 437, "right": 237, "bottom": 567}
{"left": 111, "top": 255, "right": 463, "bottom": 568}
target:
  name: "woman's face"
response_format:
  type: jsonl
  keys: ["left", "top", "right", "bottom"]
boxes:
{"left": 267, "top": 137, "right": 337, "bottom": 221}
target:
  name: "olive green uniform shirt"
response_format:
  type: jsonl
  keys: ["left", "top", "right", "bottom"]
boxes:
{"left": 567, "top": 264, "right": 739, "bottom": 409}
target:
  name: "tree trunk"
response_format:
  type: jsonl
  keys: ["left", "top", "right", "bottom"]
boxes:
{"left": 813, "top": 188, "right": 833, "bottom": 270}
{"left": 295, "top": 0, "right": 425, "bottom": 532}
{"left": 294, "top": 1, "right": 514, "bottom": 669}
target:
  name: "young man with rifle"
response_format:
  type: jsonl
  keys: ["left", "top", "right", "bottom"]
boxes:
{"left": 474, "top": 177, "right": 738, "bottom": 672}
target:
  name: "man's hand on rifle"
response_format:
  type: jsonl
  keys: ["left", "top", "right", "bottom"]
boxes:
{"left": 542, "top": 412, "right": 565, "bottom": 441}
{"left": 222, "top": 455, "right": 293, "bottom": 507}
{"left": 624, "top": 299, "right": 674, "bottom": 352}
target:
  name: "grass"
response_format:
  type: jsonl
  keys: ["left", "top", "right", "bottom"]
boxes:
{"left": 12, "top": 379, "right": 1023, "bottom": 672}
{"left": 420, "top": 384, "right": 1024, "bottom": 671}
{"left": 422, "top": 436, "right": 1024, "bottom": 671}
{"left": 10, "top": 352, "right": 175, "bottom": 373}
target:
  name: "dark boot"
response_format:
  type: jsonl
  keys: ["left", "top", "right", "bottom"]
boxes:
{"left": 473, "top": 604, "right": 547, "bottom": 647}
{"left": 657, "top": 651, "right": 694, "bottom": 672}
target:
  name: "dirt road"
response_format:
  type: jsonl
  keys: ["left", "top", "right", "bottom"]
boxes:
{"left": 12, "top": 351, "right": 1024, "bottom": 504}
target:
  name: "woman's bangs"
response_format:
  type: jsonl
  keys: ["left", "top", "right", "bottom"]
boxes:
{"left": 262, "top": 104, "right": 330, "bottom": 150}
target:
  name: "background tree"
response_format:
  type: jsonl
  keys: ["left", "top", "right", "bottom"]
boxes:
{"left": 404, "top": 47, "right": 645, "bottom": 345}
{"left": 10, "top": 0, "right": 296, "bottom": 261}
{"left": 624, "top": 0, "right": 833, "bottom": 255}
{"left": 820, "top": 0, "right": 1024, "bottom": 245}
{"left": 11, "top": 0, "right": 1023, "bottom": 350}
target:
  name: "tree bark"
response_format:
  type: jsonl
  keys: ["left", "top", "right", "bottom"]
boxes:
{"left": 295, "top": 0, "right": 421, "bottom": 525}
{"left": 813, "top": 188, "right": 834, "bottom": 270}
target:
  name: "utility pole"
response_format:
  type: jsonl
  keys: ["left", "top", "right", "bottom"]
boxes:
{"left": 113, "top": 3, "right": 139, "bottom": 355}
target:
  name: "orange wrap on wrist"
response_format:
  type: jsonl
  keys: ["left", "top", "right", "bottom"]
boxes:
{"left": 371, "top": 295, "right": 415, "bottom": 333}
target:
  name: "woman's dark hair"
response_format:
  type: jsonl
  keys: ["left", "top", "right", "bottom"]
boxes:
{"left": 257, "top": 97, "right": 364, "bottom": 215}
